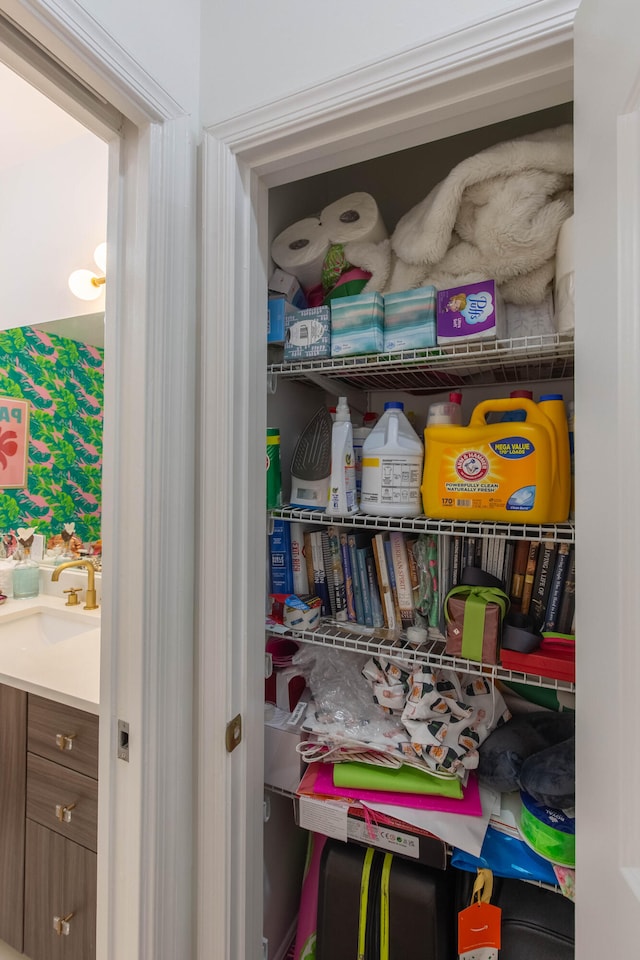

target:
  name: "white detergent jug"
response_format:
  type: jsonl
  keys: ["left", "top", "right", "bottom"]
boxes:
{"left": 360, "top": 401, "right": 424, "bottom": 517}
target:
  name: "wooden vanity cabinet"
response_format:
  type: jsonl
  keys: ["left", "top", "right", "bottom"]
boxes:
{"left": 24, "top": 694, "right": 99, "bottom": 960}
{"left": 0, "top": 683, "right": 27, "bottom": 952}
{"left": 0, "top": 686, "right": 99, "bottom": 960}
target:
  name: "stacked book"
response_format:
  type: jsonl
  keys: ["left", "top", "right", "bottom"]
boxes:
{"left": 438, "top": 532, "right": 575, "bottom": 635}
{"left": 269, "top": 520, "right": 424, "bottom": 631}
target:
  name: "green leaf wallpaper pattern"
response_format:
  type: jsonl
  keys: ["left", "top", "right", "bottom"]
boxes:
{"left": 0, "top": 326, "right": 104, "bottom": 545}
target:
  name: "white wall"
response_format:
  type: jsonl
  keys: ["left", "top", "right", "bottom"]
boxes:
{"left": 78, "top": 0, "right": 201, "bottom": 114}
{"left": 199, "top": 0, "right": 570, "bottom": 125}
{"left": 0, "top": 131, "right": 108, "bottom": 331}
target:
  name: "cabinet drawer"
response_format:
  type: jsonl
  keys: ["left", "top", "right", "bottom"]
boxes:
{"left": 28, "top": 695, "right": 98, "bottom": 779}
{"left": 24, "top": 819, "right": 96, "bottom": 960}
{"left": 27, "top": 754, "right": 98, "bottom": 853}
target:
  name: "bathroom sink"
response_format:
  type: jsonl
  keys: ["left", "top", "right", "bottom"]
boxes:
{"left": 0, "top": 605, "right": 99, "bottom": 650}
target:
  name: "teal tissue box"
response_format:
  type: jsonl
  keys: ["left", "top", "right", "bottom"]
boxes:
{"left": 330, "top": 292, "right": 384, "bottom": 357}
{"left": 383, "top": 286, "right": 437, "bottom": 351}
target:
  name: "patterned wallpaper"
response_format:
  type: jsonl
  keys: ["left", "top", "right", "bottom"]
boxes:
{"left": 0, "top": 326, "right": 103, "bottom": 546}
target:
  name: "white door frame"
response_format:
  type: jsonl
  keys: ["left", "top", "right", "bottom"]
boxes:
{"left": 199, "top": 3, "right": 576, "bottom": 958}
{"left": 1, "top": 4, "right": 196, "bottom": 959}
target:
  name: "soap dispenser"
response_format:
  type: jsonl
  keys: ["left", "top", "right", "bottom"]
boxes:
{"left": 13, "top": 526, "right": 40, "bottom": 599}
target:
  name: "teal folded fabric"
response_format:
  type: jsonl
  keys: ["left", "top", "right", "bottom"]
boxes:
{"left": 332, "top": 761, "right": 463, "bottom": 798}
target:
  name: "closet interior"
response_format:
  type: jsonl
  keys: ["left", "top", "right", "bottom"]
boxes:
{"left": 263, "top": 99, "right": 575, "bottom": 960}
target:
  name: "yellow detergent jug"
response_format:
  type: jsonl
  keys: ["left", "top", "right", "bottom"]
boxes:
{"left": 421, "top": 394, "right": 571, "bottom": 523}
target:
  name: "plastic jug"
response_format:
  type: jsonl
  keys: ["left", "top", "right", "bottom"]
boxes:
{"left": 360, "top": 402, "right": 424, "bottom": 517}
{"left": 421, "top": 395, "right": 571, "bottom": 523}
{"left": 426, "top": 391, "right": 463, "bottom": 427}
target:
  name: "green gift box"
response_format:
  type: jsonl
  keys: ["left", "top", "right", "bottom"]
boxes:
{"left": 444, "top": 584, "right": 510, "bottom": 664}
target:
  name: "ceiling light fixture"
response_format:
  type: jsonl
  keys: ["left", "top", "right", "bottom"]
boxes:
{"left": 68, "top": 242, "right": 107, "bottom": 301}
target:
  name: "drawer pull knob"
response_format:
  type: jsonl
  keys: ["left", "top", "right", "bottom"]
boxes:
{"left": 55, "top": 733, "right": 77, "bottom": 752}
{"left": 55, "top": 802, "right": 77, "bottom": 823}
{"left": 53, "top": 913, "right": 74, "bottom": 936}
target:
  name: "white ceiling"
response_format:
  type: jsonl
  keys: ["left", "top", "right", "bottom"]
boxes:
{"left": 0, "top": 59, "right": 88, "bottom": 173}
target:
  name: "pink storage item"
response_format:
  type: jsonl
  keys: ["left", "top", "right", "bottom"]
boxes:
{"left": 309, "top": 761, "right": 482, "bottom": 816}
{"left": 293, "top": 831, "right": 327, "bottom": 960}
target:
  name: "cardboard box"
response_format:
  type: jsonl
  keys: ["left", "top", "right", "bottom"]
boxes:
{"left": 330, "top": 292, "right": 384, "bottom": 357}
{"left": 383, "top": 286, "right": 437, "bottom": 351}
{"left": 437, "top": 280, "right": 505, "bottom": 344}
{"left": 269, "top": 268, "right": 308, "bottom": 310}
{"left": 264, "top": 701, "right": 307, "bottom": 794}
{"left": 284, "top": 306, "right": 331, "bottom": 361}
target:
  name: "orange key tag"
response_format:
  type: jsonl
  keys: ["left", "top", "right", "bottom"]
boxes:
{"left": 458, "top": 868, "right": 501, "bottom": 959}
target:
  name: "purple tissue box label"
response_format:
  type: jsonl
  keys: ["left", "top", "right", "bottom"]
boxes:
{"left": 437, "top": 281, "right": 498, "bottom": 342}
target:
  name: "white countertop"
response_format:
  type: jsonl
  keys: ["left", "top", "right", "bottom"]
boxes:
{"left": 0, "top": 594, "right": 100, "bottom": 715}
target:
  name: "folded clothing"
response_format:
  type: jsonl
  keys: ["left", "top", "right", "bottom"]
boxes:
{"left": 477, "top": 710, "right": 575, "bottom": 808}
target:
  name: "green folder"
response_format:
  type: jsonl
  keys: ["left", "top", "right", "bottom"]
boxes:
{"left": 332, "top": 761, "right": 463, "bottom": 798}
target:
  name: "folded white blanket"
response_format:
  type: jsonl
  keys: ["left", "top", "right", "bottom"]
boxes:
{"left": 346, "top": 125, "right": 574, "bottom": 304}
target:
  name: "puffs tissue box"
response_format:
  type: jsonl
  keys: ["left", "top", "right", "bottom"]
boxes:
{"left": 330, "top": 292, "right": 384, "bottom": 357}
{"left": 383, "top": 286, "right": 437, "bottom": 351}
{"left": 284, "top": 306, "right": 331, "bottom": 361}
{"left": 437, "top": 280, "right": 505, "bottom": 345}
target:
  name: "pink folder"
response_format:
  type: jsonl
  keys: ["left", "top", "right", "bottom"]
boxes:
{"left": 308, "top": 761, "right": 482, "bottom": 817}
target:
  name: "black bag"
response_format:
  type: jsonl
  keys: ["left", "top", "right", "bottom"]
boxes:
{"left": 455, "top": 870, "right": 574, "bottom": 958}
{"left": 316, "top": 839, "right": 455, "bottom": 960}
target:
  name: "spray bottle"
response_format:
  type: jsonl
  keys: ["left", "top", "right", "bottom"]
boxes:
{"left": 326, "top": 397, "right": 358, "bottom": 515}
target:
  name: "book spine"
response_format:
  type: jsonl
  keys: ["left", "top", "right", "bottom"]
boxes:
{"left": 347, "top": 533, "right": 366, "bottom": 625}
{"left": 530, "top": 538, "right": 558, "bottom": 631}
{"left": 405, "top": 537, "right": 421, "bottom": 614}
{"left": 384, "top": 538, "right": 403, "bottom": 627}
{"left": 320, "top": 530, "right": 338, "bottom": 618}
{"left": 356, "top": 547, "right": 374, "bottom": 627}
{"left": 373, "top": 534, "right": 396, "bottom": 630}
{"left": 269, "top": 519, "right": 293, "bottom": 594}
{"left": 303, "top": 531, "right": 315, "bottom": 600}
{"left": 556, "top": 546, "right": 576, "bottom": 635}
{"left": 450, "top": 535, "right": 462, "bottom": 585}
{"left": 544, "top": 541, "right": 571, "bottom": 632}
{"left": 289, "top": 522, "right": 310, "bottom": 595}
{"left": 389, "top": 531, "right": 414, "bottom": 629}
{"left": 311, "top": 531, "right": 330, "bottom": 617}
{"left": 520, "top": 540, "right": 540, "bottom": 615}
{"left": 365, "top": 549, "right": 385, "bottom": 628}
{"left": 502, "top": 540, "right": 515, "bottom": 598}
{"left": 496, "top": 540, "right": 504, "bottom": 579}
{"left": 339, "top": 531, "right": 357, "bottom": 622}
{"left": 465, "top": 537, "right": 477, "bottom": 569}
{"left": 326, "top": 527, "right": 348, "bottom": 621}
{"left": 509, "top": 539, "right": 530, "bottom": 608}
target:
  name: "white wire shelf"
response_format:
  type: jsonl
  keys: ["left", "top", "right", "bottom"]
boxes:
{"left": 271, "top": 506, "right": 575, "bottom": 544}
{"left": 271, "top": 618, "right": 575, "bottom": 694}
{"left": 267, "top": 333, "right": 574, "bottom": 394}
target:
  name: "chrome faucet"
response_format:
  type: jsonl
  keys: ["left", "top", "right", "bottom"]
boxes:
{"left": 51, "top": 559, "right": 99, "bottom": 610}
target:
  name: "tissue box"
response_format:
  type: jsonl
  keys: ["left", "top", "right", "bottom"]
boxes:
{"left": 330, "top": 292, "right": 384, "bottom": 357}
{"left": 284, "top": 306, "right": 331, "bottom": 361}
{"left": 268, "top": 295, "right": 299, "bottom": 345}
{"left": 437, "top": 280, "right": 505, "bottom": 345}
{"left": 383, "top": 286, "right": 437, "bottom": 351}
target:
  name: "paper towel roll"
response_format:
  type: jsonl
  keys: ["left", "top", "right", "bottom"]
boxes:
{"left": 271, "top": 217, "right": 331, "bottom": 290}
{"left": 554, "top": 215, "right": 574, "bottom": 335}
{"left": 320, "top": 192, "right": 388, "bottom": 245}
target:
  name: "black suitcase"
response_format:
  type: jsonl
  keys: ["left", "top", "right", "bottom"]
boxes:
{"left": 455, "top": 870, "right": 574, "bottom": 958}
{"left": 316, "top": 839, "right": 455, "bottom": 960}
